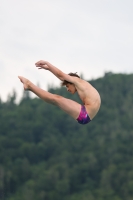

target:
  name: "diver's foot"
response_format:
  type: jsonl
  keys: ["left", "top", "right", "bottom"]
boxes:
{"left": 18, "top": 76, "right": 30, "bottom": 90}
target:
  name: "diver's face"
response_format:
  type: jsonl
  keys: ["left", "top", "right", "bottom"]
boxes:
{"left": 66, "top": 83, "right": 77, "bottom": 94}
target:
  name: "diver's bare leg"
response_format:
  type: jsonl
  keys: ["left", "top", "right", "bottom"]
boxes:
{"left": 18, "top": 76, "right": 81, "bottom": 119}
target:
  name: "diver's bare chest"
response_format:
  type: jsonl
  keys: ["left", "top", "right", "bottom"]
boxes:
{"left": 77, "top": 92, "right": 88, "bottom": 104}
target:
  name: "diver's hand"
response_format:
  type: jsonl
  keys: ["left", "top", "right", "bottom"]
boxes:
{"left": 35, "top": 60, "right": 49, "bottom": 70}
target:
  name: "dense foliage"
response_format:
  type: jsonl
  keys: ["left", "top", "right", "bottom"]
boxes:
{"left": 0, "top": 73, "right": 133, "bottom": 200}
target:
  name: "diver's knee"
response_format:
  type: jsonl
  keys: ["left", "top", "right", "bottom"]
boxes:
{"left": 52, "top": 94, "right": 63, "bottom": 104}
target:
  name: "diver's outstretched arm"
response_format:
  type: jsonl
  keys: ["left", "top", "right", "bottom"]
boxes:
{"left": 35, "top": 60, "right": 79, "bottom": 84}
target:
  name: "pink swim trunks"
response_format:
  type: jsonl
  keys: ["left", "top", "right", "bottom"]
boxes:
{"left": 77, "top": 105, "right": 91, "bottom": 125}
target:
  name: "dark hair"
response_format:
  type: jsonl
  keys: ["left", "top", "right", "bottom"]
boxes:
{"left": 61, "top": 72, "right": 80, "bottom": 86}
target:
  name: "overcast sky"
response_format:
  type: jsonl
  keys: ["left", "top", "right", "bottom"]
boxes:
{"left": 0, "top": 0, "right": 133, "bottom": 102}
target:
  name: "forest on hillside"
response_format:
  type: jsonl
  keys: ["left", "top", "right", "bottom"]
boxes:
{"left": 0, "top": 72, "right": 133, "bottom": 200}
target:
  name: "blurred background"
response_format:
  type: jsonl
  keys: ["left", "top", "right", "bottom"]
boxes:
{"left": 0, "top": 0, "right": 133, "bottom": 200}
